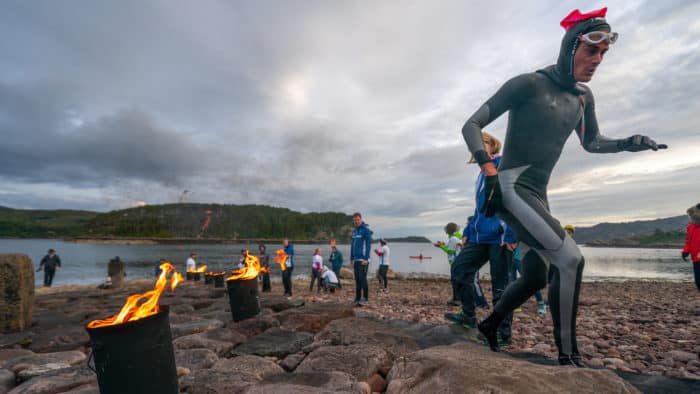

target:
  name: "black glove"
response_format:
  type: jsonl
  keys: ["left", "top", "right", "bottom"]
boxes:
{"left": 682, "top": 252, "right": 690, "bottom": 262}
{"left": 480, "top": 174, "right": 502, "bottom": 217}
{"left": 618, "top": 134, "right": 667, "bottom": 152}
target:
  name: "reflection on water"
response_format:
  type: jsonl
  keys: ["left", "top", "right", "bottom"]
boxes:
{"left": 0, "top": 239, "right": 691, "bottom": 286}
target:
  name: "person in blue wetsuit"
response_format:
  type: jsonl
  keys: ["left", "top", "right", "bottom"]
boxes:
{"left": 461, "top": 7, "right": 666, "bottom": 366}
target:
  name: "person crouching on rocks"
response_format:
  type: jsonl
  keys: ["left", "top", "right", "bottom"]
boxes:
{"left": 321, "top": 265, "right": 340, "bottom": 293}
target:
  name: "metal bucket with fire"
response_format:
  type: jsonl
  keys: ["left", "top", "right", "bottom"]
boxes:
{"left": 226, "top": 251, "right": 261, "bottom": 322}
{"left": 85, "top": 263, "right": 183, "bottom": 394}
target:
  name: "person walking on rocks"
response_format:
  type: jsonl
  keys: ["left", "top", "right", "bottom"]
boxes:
{"left": 282, "top": 238, "right": 295, "bottom": 297}
{"left": 350, "top": 212, "right": 372, "bottom": 305}
{"left": 374, "top": 239, "right": 390, "bottom": 292}
{"left": 445, "top": 132, "right": 517, "bottom": 350}
{"left": 460, "top": 7, "right": 666, "bottom": 366}
{"left": 309, "top": 247, "right": 323, "bottom": 293}
{"left": 329, "top": 245, "right": 344, "bottom": 289}
{"left": 682, "top": 203, "right": 700, "bottom": 291}
{"left": 38, "top": 248, "right": 61, "bottom": 287}
{"left": 258, "top": 244, "right": 271, "bottom": 292}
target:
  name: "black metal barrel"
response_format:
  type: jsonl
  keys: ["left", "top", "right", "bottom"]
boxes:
{"left": 186, "top": 272, "right": 194, "bottom": 280}
{"left": 204, "top": 273, "right": 213, "bottom": 284}
{"left": 85, "top": 306, "right": 178, "bottom": 394}
{"left": 192, "top": 272, "right": 201, "bottom": 281}
{"left": 226, "top": 277, "right": 260, "bottom": 322}
{"left": 214, "top": 275, "right": 225, "bottom": 288}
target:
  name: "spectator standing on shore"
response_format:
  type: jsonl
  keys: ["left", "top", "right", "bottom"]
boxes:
{"left": 683, "top": 203, "right": 700, "bottom": 291}
{"left": 282, "top": 238, "right": 295, "bottom": 297}
{"left": 186, "top": 252, "right": 197, "bottom": 272}
{"left": 309, "top": 247, "right": 323, "bottom": 293}
{"left": 37, "top": 248, "right": 61, "bottom": 287}
{"left": 564, "top": 224, "right": 576, "bottom": 239}
{"left": 321, "top": 265, "right": 340, "bottom": 293}
{"left": 461, "top": 8, "right": 666, "bottom": 365}
{"left": 350, "top": 212, "right": 372, "bottom": 305}
{"left": 434, "top": 222, "right": 463, "bottom": 305}
{"left": 445, "top": 131, "right": 517, "bottom": 350}
{"left": 374, "top": 239, "right": 390, "bottom": 292}
{"left": 258, "top": 244, "right": 271, "bottom": 292}
{"left": 329, "top": 245, "right": 344, "bottom": 289}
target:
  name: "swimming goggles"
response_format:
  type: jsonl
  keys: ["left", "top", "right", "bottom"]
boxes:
{"left": 579, "top": 31, "right": 618, "bottom": 45}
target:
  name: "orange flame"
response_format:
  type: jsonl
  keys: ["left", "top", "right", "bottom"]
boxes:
{"left": 260, "top": 266, "right": 270, "bottom": 274}
{"left": 274, "top": 249, "right": 288, "bottom": 271}
{"left": 87, "top": 263, "right": 183, "bottom": 328}
{"left": 188, "top": 264, "right": 207, "bottom": 273}
{"left": 226, "top": 251, "right": 261, "bottom": 281}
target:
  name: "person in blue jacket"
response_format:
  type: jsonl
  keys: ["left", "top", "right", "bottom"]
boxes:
{"left": 445, "top": 132, "right": 517, "bottom": 347}
{"left": 282, "top": 238, "right": 295, "bottom": 297}
{"left": 350, "top": 212, "right": 373, "bottom": 305}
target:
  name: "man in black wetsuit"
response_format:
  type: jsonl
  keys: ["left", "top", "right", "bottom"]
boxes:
{"left": 460, "top": 7, "right": 666, "bottom": 367}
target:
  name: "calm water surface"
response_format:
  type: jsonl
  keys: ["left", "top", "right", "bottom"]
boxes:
{"left": 0, "top": 239, "right": 691, "bottom": 287}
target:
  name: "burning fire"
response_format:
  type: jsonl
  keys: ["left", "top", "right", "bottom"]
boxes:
{"left": 260, "top": 266, "right": 270, "bottom": 274}
{"left": 274, "top": 249, "right": 288, "bottom": 271}
{"left": 188, "top": 265, "right": 208, "bottom": 273}
{"left": 87, "top": 262, "right": 183, "bottom": 328}
{"left": 226, "top": 251, "right": 261, "bottom": 281}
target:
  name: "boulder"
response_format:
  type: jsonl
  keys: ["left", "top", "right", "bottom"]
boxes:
{"left": 26, "top": 326, "right": 90, "bottom": 353}
{"left": 385, "top": 343, "right": 639, "bottom": 394}
{"left": 260, "top": 296, "right": 304, "bottom": 312}
{"left": 60, "top": 383, "right": 99, "bottom": 394}
{"left": 276, "top": 303, "right": 354, "bottom": 333}
{"left": 315, "top": 317, "right": 418, "bottom": 357}
{"left": 367, "top": 373, "right": 386, "bottom": 393}
{"left": 232, "top": 328, "right": 313, "bottom": 358}
{"left": 173, "top": 333, "right": 234, "bottom": 357}
{"left": 226, "top": 314, "right": 280, "bottom": 337}
{"left": 296, "top": 344, "right": 391, "bottom": 381}
{"left": 6, "top": 365, "right": 96, "bottom": 394}
{"left": 16, "top": 363, "right": 72, "bottom": 382}
{"left": 0, "top": 254, "right": 34, "bottom": 333}
{"left": 1, "top": 368, "right": 14, "bottom": 394}
{"left": 0, "top": 350, "right": 33, "bottom": 365}
{"left": 243, "top": 371, "right": 364, "bottom": 394}
{"left": 170, "top": 319, "right": 224, "bottom": 338}
{"left": 280, "top": 353, "right": 306, "bottom": 372}
{"left": 175, "top": 348, "right": 219, "bottom": 370}
{"left": 187, "top": 355, "right": 283, "bottom": 394}
{"left": 339, "top": 268, "right": 354, "bottom": 279}
{"left": 2, "top": 350, "right": 86, "bottom": 374}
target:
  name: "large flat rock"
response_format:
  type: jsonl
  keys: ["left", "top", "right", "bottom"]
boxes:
{"left": 185, "top": 355, "right": 283, "bottom": 394}
{"left": 243, "top": 371, "right": 365, "bottom": 394}
{"left": 2, "top": 350, "right": 86, "bottom": 374}
{"left": 315, "top": 317, "right": 419, "bottom": 357}
{"left": 232, "top": 328, "right": 313, "bottom": 358}
{"left": 276, "top": 303, "right": 354, "bottom": 333}
{"left": 296, "top": 344, "right": 391, "bottom": 381}
{"left": 170, "top": 318, "right": 224, "bottom": 338}
{"left": 386, "top": 343, "right": 639, "bottom": 394}
{"left": 7, "top": 365, "right": 96, "bottom": 394}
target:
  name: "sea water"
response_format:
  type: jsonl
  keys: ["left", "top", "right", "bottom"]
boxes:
{"left": 0, "top": 239, "right": 691, "bottom": 287}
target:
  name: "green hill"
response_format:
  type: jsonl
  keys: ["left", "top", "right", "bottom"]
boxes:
{"left": 0, "top": 206, "right": 98, "bottom": 238}
{"left": 84, "top": 203, "right": 354, "bottom": 240}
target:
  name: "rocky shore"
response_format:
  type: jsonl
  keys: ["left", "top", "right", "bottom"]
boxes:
{"left": 1, "top": 276, "right": 698, "bottom": 393}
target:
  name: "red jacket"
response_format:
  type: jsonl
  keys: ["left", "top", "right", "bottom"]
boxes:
{"left": 683, "top": 223, "right": 700, "bottom": 263}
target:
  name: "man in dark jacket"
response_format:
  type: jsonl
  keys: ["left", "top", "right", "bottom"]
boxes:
{"left": 350, "top": 212, "right": 372, "bottom": 305}
{"left": 38, "top": 248, "right": 61, "bottom": 287}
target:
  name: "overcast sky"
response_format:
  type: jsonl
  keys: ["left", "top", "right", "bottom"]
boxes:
{"left": 1, "top": 0, "right": 698, "bottom": 241}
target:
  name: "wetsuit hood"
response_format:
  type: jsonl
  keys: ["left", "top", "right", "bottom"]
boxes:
{"left": 538, "top": 8, "right": 611, "bottom": 95}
